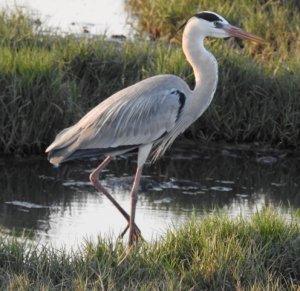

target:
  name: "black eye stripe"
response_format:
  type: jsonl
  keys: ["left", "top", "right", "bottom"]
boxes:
{"left": 194, "top": 12, "right": 222, "bottom": 22}
{"left": 176, "top": 12, "right": 223, "bottom": 32}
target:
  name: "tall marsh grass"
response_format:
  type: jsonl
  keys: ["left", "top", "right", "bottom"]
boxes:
{"left": 126, "top": 0, "right": 300, "bottom": 66}
{"left": 0, "top": 208, "right": 299, "bottom": 290}
{"left": 1, "top": 4, "right": 300, "bottom": 155}
{"left": 0, "top": 10, "right": 153, "bottom": 154}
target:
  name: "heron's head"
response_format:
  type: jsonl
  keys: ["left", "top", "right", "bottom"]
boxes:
{"left": 182, "top": 11, "right": 266, "bottom": 44}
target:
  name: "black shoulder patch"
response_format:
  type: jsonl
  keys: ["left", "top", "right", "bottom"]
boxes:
{"left": 172, "top": 90, "right": 186, "bottom": 122}
{"left": 194, "top": 12, "right": 221, "bottom": 22}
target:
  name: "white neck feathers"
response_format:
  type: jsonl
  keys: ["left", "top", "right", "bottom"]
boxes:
{"left": 182, "top": 18, "right": 219, "bottom": 116}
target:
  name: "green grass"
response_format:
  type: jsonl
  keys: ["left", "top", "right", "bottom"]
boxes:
{"left": 126, "top": 0, "right": 300, "bottom": 67}
{"left": 1, "top": 5, "right": 300, "bottom": 155}
{"left": 0, "top": 208, "right": 299, "bottom": 290}
{"left": 0, "top": 9, "right": 155, "bottom": 154}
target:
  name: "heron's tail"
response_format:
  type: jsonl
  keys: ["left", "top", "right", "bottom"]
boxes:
{"left": 46, "top": 124, "right": 80, "bottom": 164}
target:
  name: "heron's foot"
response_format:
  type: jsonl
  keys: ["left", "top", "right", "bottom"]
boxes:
{"left": 119, "top": 223, "right": 144, "bottom": 243}
{"left": 129, "top": 225, "right": 143, "bottom": 246}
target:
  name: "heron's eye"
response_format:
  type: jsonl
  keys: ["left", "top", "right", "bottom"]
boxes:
{"left": 214, "top": 21, "right": 223, "bottom": 28}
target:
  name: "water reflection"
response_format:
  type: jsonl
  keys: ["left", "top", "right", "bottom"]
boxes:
{"left": 0, "top": 146, "right": 299, "bottom": 249}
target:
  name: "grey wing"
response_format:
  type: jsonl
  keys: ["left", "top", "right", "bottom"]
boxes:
{"left": 46, "top": 75, "right": 189, "bottom": 164}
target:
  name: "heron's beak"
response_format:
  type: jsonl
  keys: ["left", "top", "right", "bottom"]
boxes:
{"left": 224, "top": 24, "right": 267, "bottom": 44}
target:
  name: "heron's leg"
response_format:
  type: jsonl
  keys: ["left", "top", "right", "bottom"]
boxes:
{"left": 127, "top": 143, "right": 152, "bottom": 246}
{"left": 128, "top": 165, "right": 143, "bottom": 246}
{"left": 89, "top": 156, "right": 142, "bottom": 239}
{"left": 89, "top": 156, "right": 131, "bottom": 223}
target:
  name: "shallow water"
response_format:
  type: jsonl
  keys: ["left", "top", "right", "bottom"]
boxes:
{"left": 0, "top": 145, "right": 299, "bottom": 249}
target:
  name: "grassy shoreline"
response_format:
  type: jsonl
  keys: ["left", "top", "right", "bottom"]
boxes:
{"left": 1, "top": 5, "right": 300, "bottom": 155}
{"left": 0, "top": 208, "right": 299, "bottom": 290}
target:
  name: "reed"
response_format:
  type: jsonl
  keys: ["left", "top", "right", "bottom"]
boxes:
{"left": 0, "top": 208, "right": 299, "bottom": 290}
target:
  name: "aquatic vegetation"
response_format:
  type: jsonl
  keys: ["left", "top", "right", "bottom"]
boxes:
{"left": 0, "top": 208, "right": 299, "bottom": 289}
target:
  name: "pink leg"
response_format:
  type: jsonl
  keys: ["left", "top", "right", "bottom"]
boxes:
{"left": 89, "top": 156, "right": 141, "bottom": 239}
{"left": 128, "top": 165, "right": 143, "bottom": 246}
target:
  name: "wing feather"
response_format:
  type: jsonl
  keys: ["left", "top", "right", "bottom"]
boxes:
{"left": 46, "top": 74, "right": 190, "bottom": 163}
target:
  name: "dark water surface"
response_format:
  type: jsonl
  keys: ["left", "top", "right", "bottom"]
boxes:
{"left": 0, "top": 145, "right": 299, "bottom": 249}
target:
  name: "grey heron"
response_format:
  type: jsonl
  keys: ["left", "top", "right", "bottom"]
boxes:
{"left": 46, "top": 11, "right": 265, "bottom": 246}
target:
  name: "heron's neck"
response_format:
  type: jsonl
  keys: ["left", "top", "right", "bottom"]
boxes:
{"left": 182, "top": 33, "right": 218, "bottom": 114}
